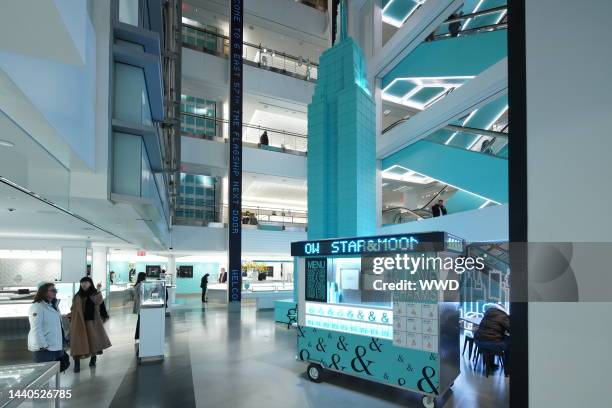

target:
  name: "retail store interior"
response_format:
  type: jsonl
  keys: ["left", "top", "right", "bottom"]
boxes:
{"left": 4, "top": 0, "right": 610, "bottom": 407}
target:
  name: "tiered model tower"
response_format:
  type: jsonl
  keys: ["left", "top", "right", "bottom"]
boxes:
{"left": 307, "top": 5, "right": 376, "bottom": 240}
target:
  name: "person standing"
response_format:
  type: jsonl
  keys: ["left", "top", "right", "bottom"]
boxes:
{"left": 200, "top": 273, "right": 209, "bottom": 303}
{"left": 133, "top": 272, "right": 147, "bottom": 340}
{"left": 218, "top": 267, "right": 227, "bottom": 283}
{"left": 259, "top": 131, "right": 269, "bottom": 146}
{"left": 28, "top": 283, "right": 65, "bottom": 363}
{"left": 69, "top": 277, "right": 111, "bottom": 373}
{"left": 432, "top": 199, "right": 448, "bottom": 217}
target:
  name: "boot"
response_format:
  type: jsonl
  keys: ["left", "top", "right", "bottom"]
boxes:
{"left": 73, "top": 357, "right": 80, "bottom": 373}
{"left": 89, "top": 354, "right": 97, "bottom": 367}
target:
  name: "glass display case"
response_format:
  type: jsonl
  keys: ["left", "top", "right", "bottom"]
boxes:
{"left": 0, "top": 362, "right": 61, "bottom": 408}
{"left": 139, "top": 280, "right": 166, "bottom": 308}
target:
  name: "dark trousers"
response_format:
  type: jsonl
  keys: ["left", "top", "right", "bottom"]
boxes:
{"left": 476, "top": 339, "right": 509, "bottom": 373}
{"left": 33, "top": 349, "right": 63, "bottom": 363}
{"left": 201, "top": 288, "right": 207, "bottom": 302}
{"left": 135, "top": 315, "right": 140, "bottom": 340}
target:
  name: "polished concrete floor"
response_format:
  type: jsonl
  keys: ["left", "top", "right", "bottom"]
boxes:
{"left": 0, "top": 297, "right": 508, "bottom": 407}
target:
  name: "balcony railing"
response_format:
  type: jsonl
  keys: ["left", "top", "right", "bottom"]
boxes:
{"left": 182, "top": 23, "right": 318, "bottom": 82}
{"left": 181, "top": 111, "right": 308, "bottom": 154}
{"left": 174, "top": 203, "right": 307, "bottom": 231}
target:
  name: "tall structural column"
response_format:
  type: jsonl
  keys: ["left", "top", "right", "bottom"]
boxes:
{"left": 307, "top": 0, "right": 377, "bottom": 240}
{"left": 227, "top": 0, "right": 243, "bottom": 310}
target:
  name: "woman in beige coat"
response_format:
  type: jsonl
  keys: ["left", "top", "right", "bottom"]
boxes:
{"left": 69, "top": 277, "right": 111, "bottom": 372}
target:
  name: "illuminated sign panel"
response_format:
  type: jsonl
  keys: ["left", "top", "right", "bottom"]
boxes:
{"left": 291, "top": 232, "right": 454, "bottom": 257}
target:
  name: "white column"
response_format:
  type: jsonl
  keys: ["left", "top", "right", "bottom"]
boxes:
{"left": 61, "top": 247, "right": 87, "bottom": 282}
{"left": 167, "top": 254, "right": 176, "bottom": 277}
{"left": 91, "top": 246, "right": 108, "bottom": 290}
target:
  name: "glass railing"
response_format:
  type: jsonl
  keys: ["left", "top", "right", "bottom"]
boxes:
{"left": 426, "top": 5, "right": 507, "bottom": 41}
{"left": 174, "top": 204, "right": 307, "bottom": 231}
{"left": 182, "top": 23, "right": 318, "bottom": 82}
{"left": 383, "top": 117, "right": 508, "bottom": 159}
{"left": 181, "top": 112, "right": 308, "bottom": 154}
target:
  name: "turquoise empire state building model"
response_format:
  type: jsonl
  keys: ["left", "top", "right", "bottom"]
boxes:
{"left": 307, "top": 3, "right": 376, "bottom": 240}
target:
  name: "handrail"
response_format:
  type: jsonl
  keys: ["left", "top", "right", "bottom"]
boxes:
{"left": 182, "top": 23, "right": 319, "bottom": 68}
{"left": 382, "top": 184, "right": 448, "bottom": 221}
{"left": 181, "top": 111, "right": 307, "bottom": 139}
{"left": 425, "top": 6, "right": 507, "bottom": 42}
{"left": 443, "top": 5, "right": 507, "bottom": 25}
{"left": 383, "top": 117, "right": 508, "bottom": 139}
{"left": 182, "top": 23, "right": 318, "bottom": 81}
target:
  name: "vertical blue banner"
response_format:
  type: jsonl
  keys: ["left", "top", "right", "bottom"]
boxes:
{"left": 228, "top": 0, "right": 243, "bottom": 304}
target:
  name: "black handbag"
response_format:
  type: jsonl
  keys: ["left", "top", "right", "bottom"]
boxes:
{"left": 58, "top": 351, "right": 70, "bottom": 372}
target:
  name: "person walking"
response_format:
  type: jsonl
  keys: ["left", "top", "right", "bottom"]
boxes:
{"left": 200, "top": 273, "right": 209, "bottom": 303}
{"left": 133, "top": 272, "right": 147, "bottom": 340}
{"left": 28, "top": 283, "right": 65, "bottom": 363}
{"left": 69, "top": 277, "right": 111, "bottom": 372}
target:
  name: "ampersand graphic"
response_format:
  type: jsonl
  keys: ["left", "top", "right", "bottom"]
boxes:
{"left": 316, "top": 337, "right": 326, "bottom": 352}
{"left": 368, "top": 311, "right": 376, "bottom": 321}
{"left": 429, "top": 353, "right": 437, "bottom": 362}
{"left": 397, "top": 354, "right": 404, "bottom": 363}
{"left": 329, "top": 354, "right": 345, "bottom": 371}
{"left": 299, "top": 349, "right": 310, "bottom": 361}
{"left": 286, "top": 306, "right": 297, "bottom": 329}
{"left": 337, "top": 335, "right": 348, "bottom": 351}
{"left": 397, "top": 377, "right": 406, "bottom": 386}
{"left": 296, "top": 325, "right": 305, "bottom": 338}
{"left": 350, "top": 346, "right": 373, "bottom": 375}
{"left": 417, "top": 366, "right": 439, "bottom": 395}
{"left": 381, "top": 313, "right": 389, "bottom": 323}
{"left": 369, "top": 337, "right": 382, "bottom": 352}
{"left": 357, "top": 310, "right": 364, "bottom": 320}
{"left": 383, "top": 372, "right": 389, "bottom": 380}
{"left": 406, "top": 364, "right": 414, "bottom": 372}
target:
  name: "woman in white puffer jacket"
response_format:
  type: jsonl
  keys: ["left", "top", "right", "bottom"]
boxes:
{"left": 28, "top": 283, "right": 64, "bottom": 362}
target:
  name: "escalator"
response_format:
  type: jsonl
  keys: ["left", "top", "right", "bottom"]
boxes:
{"left": 381, "top": 95, "right": 508, "bottom": 205}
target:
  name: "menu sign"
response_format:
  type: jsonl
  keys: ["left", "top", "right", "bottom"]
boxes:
{"left": 305, "top": 258, "right": 327, "bottom": 303}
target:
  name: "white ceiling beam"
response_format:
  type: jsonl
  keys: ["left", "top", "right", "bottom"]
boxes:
{"left": 369, "top": 0, "right": 463, "bottom": 81}
{"left": 377, "top": 57, "right": 508, "bottom": 159}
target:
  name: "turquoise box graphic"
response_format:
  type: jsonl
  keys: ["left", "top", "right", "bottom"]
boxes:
{"left": 298, "top": 326, "right": 440, "bottom": 395}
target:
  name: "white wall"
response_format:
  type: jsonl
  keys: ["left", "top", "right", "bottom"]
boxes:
{"left": 181, "top": 136, "right": 307, "bottom": 179}
{"left": 171, "top": 225, "right": 306, "bottom": 256}
{"left": 182, "top": 48, "right": 315, "bottom": 105}
{"left": 379, "top": 204, "right": 508, "bottom": 243}
{"left": 525, "top": 1, "right": 612, "bottom": 406}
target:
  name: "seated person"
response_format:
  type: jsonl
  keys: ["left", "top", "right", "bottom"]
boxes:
{"left": 475, "top": 303, "right": 510, "bottom": 373}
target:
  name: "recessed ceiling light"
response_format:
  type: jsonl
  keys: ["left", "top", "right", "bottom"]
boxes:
{"left": 8, "top": 197, "right": 17, "bottom": 200}
{"left": 383, "top": 109, "right": 391, "bottom": 116}
{"left": 0, "top": 139, "right": 15, "bottom": 148}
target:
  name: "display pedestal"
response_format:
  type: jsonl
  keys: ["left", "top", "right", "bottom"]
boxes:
{"left": 166, "top": 286, "right": 176, "bottom": 314}
{"left": 138, "top": 306, "right": 165, "bottom": 362}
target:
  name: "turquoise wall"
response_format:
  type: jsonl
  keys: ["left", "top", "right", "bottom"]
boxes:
{"left": 108, "top": 261, "right": 220, "bottom": 294}
{"left": 445, "top": 190, "right": 487, "bottom": 213}
{"left": 175, "top": 262, "right": 220, "bottom": 294}
{"left": 382, "top": 29, "right": 507, "bottom": 87}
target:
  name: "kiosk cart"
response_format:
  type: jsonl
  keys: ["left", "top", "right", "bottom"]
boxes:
{"left": 137, "top": 280, "right": 166, "bottom": 363}
{"left": 291, "top": 232, "right": 463, "bottom": 408}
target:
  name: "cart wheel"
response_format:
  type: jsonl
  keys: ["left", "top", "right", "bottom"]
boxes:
{"left": 422, "top": 395, "right": 435, "bottom": 408}
{"left": 306, "top": 363, "right": 323, "bottom": 383}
